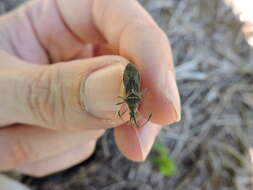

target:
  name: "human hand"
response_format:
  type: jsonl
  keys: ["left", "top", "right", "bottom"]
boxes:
{"left": 0, "top": 0, "right": 180, "bottom": 177}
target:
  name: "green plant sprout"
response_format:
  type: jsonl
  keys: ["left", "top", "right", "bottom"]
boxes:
{"left": 151, "top": 143, "right": 177, "bottom": 177}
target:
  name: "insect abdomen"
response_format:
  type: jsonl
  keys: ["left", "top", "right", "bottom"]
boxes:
{"left": 123, "top": 63, "right": 141, "bottom": 95}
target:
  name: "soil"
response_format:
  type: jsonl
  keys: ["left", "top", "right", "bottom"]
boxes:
{"left": 1, "top": 0, "right": 253, "bottom": 189}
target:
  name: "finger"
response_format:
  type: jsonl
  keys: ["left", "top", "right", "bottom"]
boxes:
{"left": 93, "top": 0, "right": 181, "bottom": 125}
{"left": 76, "top": 44, "right": 114, "bottom": 59}
{"left": 114, "top": 122, "right": 161, "bottom": 162}
{"left": 16, "top": 141, "right": 96, "bottom": 177}
{"left": 56, "top": 0, "right": 105, "bottom": 43}
{"left": 0, "top": 50, "right": 127, "bottom": 129}
{"left": 93, "top": 0, "right": 179, "bottom": 162}
{"left": 10, "top": 0, "right": 106, "bottom": 63}
{"left": 0, "top": 0, "right": 106, "bottom": 64}
{"left": 0, "top": 125, "right": 103, "bottom": 171}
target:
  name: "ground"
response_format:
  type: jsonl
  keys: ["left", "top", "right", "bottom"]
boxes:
{"left": 1, "top": 0, "right": 253, "bottom": 189}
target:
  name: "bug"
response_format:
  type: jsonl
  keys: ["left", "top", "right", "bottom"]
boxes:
{"left": 116, "top": 63, "right": 152, "bottom": 128}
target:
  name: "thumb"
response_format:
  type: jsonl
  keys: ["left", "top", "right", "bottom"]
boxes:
{"left": 0, "top": 51, "right": 128, "bottom": 130}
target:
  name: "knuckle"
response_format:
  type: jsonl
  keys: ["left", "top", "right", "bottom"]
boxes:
{"left": 134, "top": 19, "right": 168, "bottom": 40}
{"left": 25, "top": 66, "right": 66, "bottom": 127}
{"left": 132, "top": 18, "right": 156, "bottom": 30}
{"left": 27, "top": 69, "right": 51, "bottom": 126}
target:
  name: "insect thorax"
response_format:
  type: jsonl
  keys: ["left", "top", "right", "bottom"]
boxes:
{"left": 125, "top": 92, "right": 141, "bottom": 109}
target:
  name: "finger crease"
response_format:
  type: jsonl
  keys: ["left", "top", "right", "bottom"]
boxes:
{"left": 25, "top": 6, "right": 51, "bottom": 63}
{"left": 54, "top": 0, "right": 85, "bottom": 44}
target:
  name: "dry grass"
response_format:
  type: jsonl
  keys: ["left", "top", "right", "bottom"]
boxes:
{"left": 1, "top": 0, "right": 253, "bottom": 189}
{"left": 144, "top": 0, "right": 253, "bottom": 189}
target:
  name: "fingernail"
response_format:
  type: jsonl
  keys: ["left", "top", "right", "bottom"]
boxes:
{"left": 165, "top": 71, "right": 181, "bottom": 122}
{"left": 82, "top": 64, "right": 125, "bottom": 119}
{"left": 138, "top": 123, "right": 161, "bottom": 161}
{"left": 114, "top": 122, "right": 161, "bottom": 162}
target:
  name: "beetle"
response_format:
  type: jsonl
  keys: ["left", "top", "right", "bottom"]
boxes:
{"left": 116, "top": 63, "right": 152, "bottom": 128}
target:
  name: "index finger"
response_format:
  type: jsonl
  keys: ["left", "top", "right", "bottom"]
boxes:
{"left": 93, "top": 0, "right": 181, "bottom": 125}
{"left": 93, "top": 0, "right": 181, "bottom": 161}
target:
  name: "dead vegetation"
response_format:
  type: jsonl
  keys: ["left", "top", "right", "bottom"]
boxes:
{"left": 145, "top": 0, "right": 253, "bottom": 189}
{"left": 1, "top": 0, "right": 253, "bottom": 189}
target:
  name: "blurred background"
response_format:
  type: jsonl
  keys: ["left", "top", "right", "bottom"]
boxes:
{"left": 1, "top": 0, "right": 253, "bottom": 189}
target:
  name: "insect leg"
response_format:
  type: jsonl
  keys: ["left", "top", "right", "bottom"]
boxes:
{"left": 116, "top": 101, "right": 125, "bottom": 105}
{"left": 142, "top": 113, "right": 152, "bottom": 126}
{"left": 136, "top": 113, "right": 152, "bottom": 128}
{"left": 118, "top": 109, "right": 127, "bottom": 117}
{"left": 132, "top": 114, "right": 142, "bottom": 128}
{"left": 118, "top": 96, "right": 126, "bottom": 100}
{"left": 118, "top": 109, "right": 128, "bottom": 121}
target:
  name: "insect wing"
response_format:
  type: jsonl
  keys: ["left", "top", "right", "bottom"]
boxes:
{"left": 123, "top": 63, "right": 141, "bottom": 95}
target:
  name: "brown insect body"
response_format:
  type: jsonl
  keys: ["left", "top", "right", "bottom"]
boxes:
{"left": 117, "top": 63, "right": 151, "bottom": 128}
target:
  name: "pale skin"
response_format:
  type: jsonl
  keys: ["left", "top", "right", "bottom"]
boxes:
{"left": 0, "top": 0, "right": 181, "bottom": 177}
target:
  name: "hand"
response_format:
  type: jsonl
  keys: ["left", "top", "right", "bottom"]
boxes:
{"left": 0, "top": 0, "right": 180, "bottom": 177}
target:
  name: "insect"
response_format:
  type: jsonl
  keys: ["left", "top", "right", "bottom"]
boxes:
{"left": 116, "top": 63, "right": 152, "bottom": 128}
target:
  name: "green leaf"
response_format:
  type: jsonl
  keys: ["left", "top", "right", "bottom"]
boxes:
{"left": 151, "top": 143, "right": 177, "bottom": 177}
